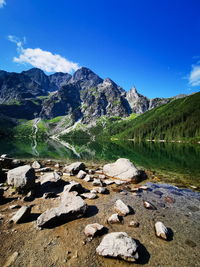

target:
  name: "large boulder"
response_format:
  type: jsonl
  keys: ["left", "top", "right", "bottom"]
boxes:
{"left": 36, "top": 192, "right": 87, "bottom": 228}
{"left": 96, "top": 232, "right": 139, "bottom": 262}
{"left": 40, "top": 172, "right": 61, "bottom": 186}
{"left": 7, "top": 165, "right": 36, "bottom": 192}
{"left": 103, "top": 158, "right": 140, "bottom": 182}
{"left": 63, "top": 162, "right": 86, "bottom": 175}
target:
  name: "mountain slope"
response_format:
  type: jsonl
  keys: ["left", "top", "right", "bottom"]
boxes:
{"left": 113, "top": 92, "right": 200, "bottom": 141}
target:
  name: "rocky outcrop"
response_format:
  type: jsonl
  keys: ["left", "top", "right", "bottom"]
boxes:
{"left": 103, "top": 158, "right": 140, "bottom": 182}
{"left": 96, "top": 232, "right": 139, "bottom": 262}
{"left": 7, "top": 165, "right": 36, "bottom": 192}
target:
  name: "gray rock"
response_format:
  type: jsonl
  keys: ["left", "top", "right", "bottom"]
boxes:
{"left": 32, "top": 161, "right": 41, "bottom": 169}
{"left": 107, "top": 213, "right": 122, "bottom": 224}
{"left": 84, "top": 223, "right": 105, "bottom": 237}
{"left": 63, "top": 181, "right": 85, "bottom": 194}
{"left": 103, "top": 158, "right": 140, "bottom": 182}
{"left": 96, "top": 232, "right": 139, "bottom": 262}
{"left": 63, "top": 162, "right": 86, "bottom": 175}
{"left": 114, "top": 199, "right": 131, "bottom": 216}
{"left": 129, "top": 221, "right": 140, "bottom": 228}
{"left": 36, "top": 192, "right": 87, "bottom": 228}
{"left": 91, "top": 187, "right": 108, "bottom": 194}
{"left": 104, "top": 180, "right": 114, "bottom": 185}
{"left": 77, "top": 170, "right": 87, "bottom": 179}
{"left": 92, "top": 178, "right": 103, "bottom": 186}
{"left": 7, "top": 165, "right": 36, "bottom": 192}
{"left": 40, "top": 172, "right": 61, "bottom": 186}
{"left": 10, "top": 206, "right": 32, "bottom": 224}
{"left": 81, "top": 193, "right": 97, "bottom": 199}
{"left": 84, "top": 174, "right": 92, "bottom": 182}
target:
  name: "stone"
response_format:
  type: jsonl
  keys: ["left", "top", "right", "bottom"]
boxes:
{"left": 63, "top": 181, "right": 85, "bottom": 194}
{"left": 54, "top": 163, "right": 60, "bottom": 168}
{"left": 107, "top": 213, "right": 122, "bottom": 224}
{"left": 143, "top": 201, "right": 157, "bottom": 210}
{"left": 114, "top": 199, "right": 131, "bottom": 216}
{"left": 104, "top": 180, "right": 114, "bottom": 185}
{"left": 77, "top": 170, "right": 87, "bottom": 179}
{"left": 81, "top": 193, "right": 97, "bottom": 199}
{"left": 155, "top": 221, "right": 169, "bottom": 240}
{"left": 7, "top": 165, "right": 36, "bottom": 192}
{"left": 35, "top": 167, "right": 52, "bottom": 173}
{"left": 9, "top": 204, "right": 21, "bottom": 210}
{"left": 43, "top": 192, "right": 58, "bottom": 199}
{"left": 92, "top": 179, "right": 103, "bottom": 186}
{"left": 129, "top": 221, "right": 140, "bottom": 228}
{"left": 103, "top": 158, "right": 140, "bottom": 182}
{"left": 23, "top": 190, "right": 35, "bottom": 202}
{"left": 3, "top": 251, "right": 19, "bottom": 267}
{"left": 10, "top": 206, "right": 32, "bottom": 224}
{"left": 91, "top": 187, "right": 108, "bottom": 194}
{"left": 84, "top": 223, "right": 105, "bottom": 237}
{"left": 114, "top": 180, "right": 127, "bottom": 185}
{"left": 36, "top": 192, "right": 87, "bottom": 228}
{"left": 99, "top": 174, "right": 106, "bottom": 179}
{"left": 32, "top": 161, "right": 41, "bottom": 169}
{"left": 84, "top": 174, "right": 92, "bottom": 182}
{"left": 96, "top": 232, "right": 139, "bottom": 262}
{"left": 40, "top": 172, "right": 61, "bottom": 186}
{"left": 63, "top": 162, "right": 86, "bottom": 175}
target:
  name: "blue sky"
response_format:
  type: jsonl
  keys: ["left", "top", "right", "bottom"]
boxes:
{"left": 0, "top": 0, "right": 200, "bottom": 98}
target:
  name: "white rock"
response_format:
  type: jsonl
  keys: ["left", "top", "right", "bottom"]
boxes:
{"left": 96, "top": 232, "right": 139, "bottom": 262}
{"left": 99, "top": 174, "right": 106, "bottom": 179}
{"left": 143, "top": 201, "right": 157, "bottom": 210}
{"left": 84, "top": 174, "right": 92, "bottom": 182}
{"left": 77, "top": 170, "right": 87, "bottom": 179}
{"left": 104, "top": 180, "right": 114, "bottom": 185}
{"left": 37, "top": 192, "right": 87, "bottom": 228}
{"left": 155, "top": 221, "right": 168, "bottom": 240}
{"left": 63, "top": 181, "right": 85, "bottom": 194}
{"left": 10, "top": 206, "right": 32, "bottom": 224}
{"left": 92, "top": 179, "right": 103, "bottom": 186}
{"left": 107, "top": 213, "right": 122, "bottom": 224}
{"left": 63, "top": 162, "right": 86, "bottom": 175}
{"left": 103, "top": 158, "right": 140, "bottom": 182}
{"left": 91, "top": 187, "right": 108, "bottom": 194}
{"left": 32, "top": 161, "right": 41, "bottom": 169}
{"left": 40, "top": 172, "right": 61, "bottom": 186}
{"left": 81, "top": 193, "right": 97, "bottom": 199}
{"left": 114, "top": 199, "right": 131, "bottom": 216}
{"left": 7, "top": 165, "right": 35, "bottom": 191}
{"left": 84, "top": 223, "right": 105, "bottom": 237}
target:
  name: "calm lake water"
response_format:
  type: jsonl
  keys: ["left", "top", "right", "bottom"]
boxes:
{"left": 0, "top": 138, "right": 200, "bottom": 186}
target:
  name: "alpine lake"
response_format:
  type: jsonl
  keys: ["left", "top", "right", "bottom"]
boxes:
{"left": 0, "top": 138, "right": 200, "bottom": 189}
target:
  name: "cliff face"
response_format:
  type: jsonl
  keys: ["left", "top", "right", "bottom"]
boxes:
{"left": 126, "top": 87, "right": 171, "bottom": 114}
{"left": 0, "top": 67, "right": 183, "bottom": 123}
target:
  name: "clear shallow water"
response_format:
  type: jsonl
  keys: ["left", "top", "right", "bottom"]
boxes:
{"left": 0, "top": 138, "right": 200, "bottom": 186}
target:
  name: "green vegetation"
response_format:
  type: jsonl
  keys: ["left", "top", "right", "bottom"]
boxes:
{"left": 113, "top": 92, "right": 200, "bottom": 142}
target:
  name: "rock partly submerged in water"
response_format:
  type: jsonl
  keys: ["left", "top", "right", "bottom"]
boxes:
{"left": 96, "top": 232, "right": 139, "bottom": 262}
{"left": 36, "top": 192, "right": 87, "bottom": 228}
{"left": 7, "top": 165, "right": 36, "bottom": 192}
{"left": 103, "top": 158, "right": 141, "bottom": 182}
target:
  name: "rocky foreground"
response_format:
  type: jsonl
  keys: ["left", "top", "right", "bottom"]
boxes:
{"left": 0, "top": 156, "right": 200, "bottom": 267}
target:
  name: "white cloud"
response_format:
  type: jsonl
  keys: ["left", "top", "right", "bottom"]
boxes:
{"left": 189, "top": 63, "right": 200, "bottom": 86}
{"left": 0, "top": 0, "right": 6, "bottom": 8}
{"left": 8, "top": 35, "right": 79, "bottom": 73}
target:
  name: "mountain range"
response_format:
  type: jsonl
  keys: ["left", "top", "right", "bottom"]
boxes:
{"left": 0, "top": 67, "right": 182, "bottom": 123}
